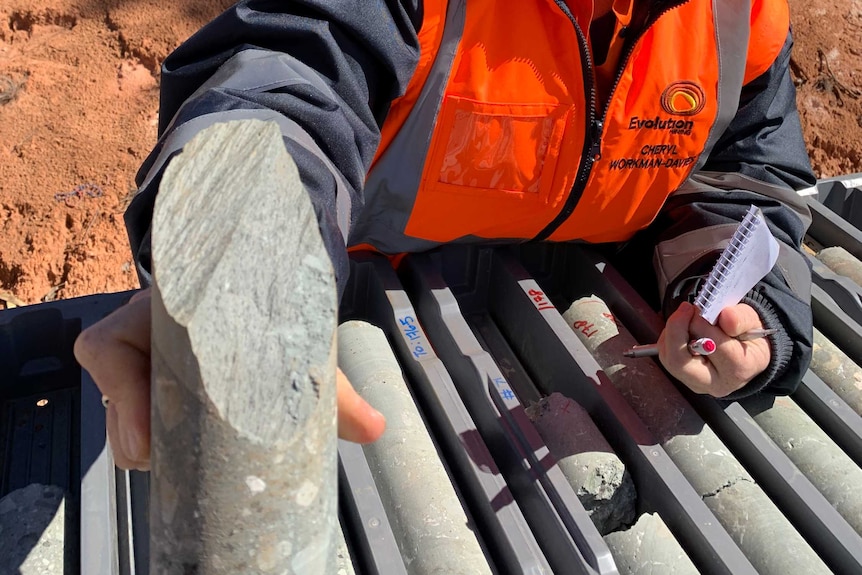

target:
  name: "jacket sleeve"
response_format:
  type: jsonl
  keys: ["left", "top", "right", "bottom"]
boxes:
{"left": 124, "top": 0, "right": 422, "bottom": 297}
{"left": 649, "top": 32, "right": 816, "bottom": 399}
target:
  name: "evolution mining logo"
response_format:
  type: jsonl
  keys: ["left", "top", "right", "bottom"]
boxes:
{"left": 661, "top": 81, "right": 705, "bottom": 116}
{"left": 627, "top": 81, "right": 704, "bottom": 136}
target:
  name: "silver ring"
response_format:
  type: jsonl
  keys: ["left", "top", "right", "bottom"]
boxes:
{"left": 101, "top": 395, "right": 110, "bottom": 408}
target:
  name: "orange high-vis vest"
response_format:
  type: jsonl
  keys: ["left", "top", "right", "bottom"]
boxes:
{"left": 347, "top": 0, "right": 790, "bottom": 254}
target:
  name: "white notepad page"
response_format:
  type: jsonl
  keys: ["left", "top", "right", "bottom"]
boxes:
{"left": 693, "top": 205, "right": 780, "bottom": 324}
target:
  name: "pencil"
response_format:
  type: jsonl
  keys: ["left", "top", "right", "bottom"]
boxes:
{"left": 623, "top": 328, "right": 776, "bottom": 358}
{"left": 735, "top": 328, "right": 777, "bottom": 341}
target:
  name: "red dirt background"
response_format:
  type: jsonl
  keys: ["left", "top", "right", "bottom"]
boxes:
{"left": 1, "top": 0, "right": 861, "bottom": 306}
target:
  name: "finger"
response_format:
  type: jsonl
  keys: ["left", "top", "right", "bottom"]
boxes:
{"left": 74, "top": 289, "right": 152, "bottom": 465}
{"left": 659, "top": 301, "right": 697, "bottom": 358}
{"left": 687, "top": 312, "right": 726, "bottom": 344}
{"left": 658, "top": 302, "right": 718, "bottom": 394}
{"left": 106, "top": 402, "right": 149, "bottom": 471}
{"left": 717, "top": 304, "right": 763, "bottom": 338}
{"left": 661, "top": 351, "right": 719, "bottom": 395}
{"left": 74, "top": 289, "right": 152, "bottom": 400}
{"left": 337, "top": 368, "right": 386, "bottom": 444}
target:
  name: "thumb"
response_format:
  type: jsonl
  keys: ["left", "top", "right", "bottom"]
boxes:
{"left": 717, "top": 303, "right": 763, "bottom": 338}
{"left": 337, "top": 368, "right": 386, "bottom": 443}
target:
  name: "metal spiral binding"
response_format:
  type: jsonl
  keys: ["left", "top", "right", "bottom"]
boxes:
{"left": 693, "top": 204, "right": 760, "bottom": 314}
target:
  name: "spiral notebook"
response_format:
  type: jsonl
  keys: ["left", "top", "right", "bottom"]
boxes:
{"left": 693, "top": 205, "right": 780, "bottom": 324}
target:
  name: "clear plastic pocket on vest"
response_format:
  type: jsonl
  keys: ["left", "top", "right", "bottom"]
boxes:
{"left": 431, "top": 96, "right": 568, "bottom": 197}
{"left": 406, "top": 96, "right": 573, "bottom": 241}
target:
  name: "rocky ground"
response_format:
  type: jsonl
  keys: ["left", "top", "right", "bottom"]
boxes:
{"left": 1, "top": 0, "right": 860, "bottom": 306}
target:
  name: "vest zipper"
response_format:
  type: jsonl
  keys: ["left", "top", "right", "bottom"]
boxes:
{"left": 533, "top": 0, "right": 598, "bottom": 241}
{"left": 533, "top": 0, "right": 688, "bottom": 242}
{"left": 601, "top": 0, "right": 690, "bottom": 128}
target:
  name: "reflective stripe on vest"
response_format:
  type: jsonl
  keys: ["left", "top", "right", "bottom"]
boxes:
{"left": 350, "top": 0, "right": 789, "bottom": 253}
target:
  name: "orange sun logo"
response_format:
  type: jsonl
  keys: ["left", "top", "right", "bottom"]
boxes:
{"left": 661, "top": 81, "right": 705, "bottom": 116}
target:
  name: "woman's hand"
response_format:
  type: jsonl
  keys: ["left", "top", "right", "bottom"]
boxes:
{"left": 74, "top": 287, "right": 386, "bottom": 470}
{"left": 657, "top": 301, "right": 771, "bottom": 398}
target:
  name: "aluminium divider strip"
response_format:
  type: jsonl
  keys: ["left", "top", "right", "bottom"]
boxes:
{"left": 341, "top": 254, "right": 551, "bottom": 575}
{"left": 469, "top": 316, "right": 544, "bottom": 410}
{"left": 71, "top": 292, "right": 137, "bottom": 575}
{"left": 808, "top": 253, "right": 862, "bottom": 326}
{"left": 555, "top": 245, "right": 862, "bottom": 574}
{"left": 811, "top": 281, "right": 862, "bottom": 364}
{"left": 399, "top": 253, "right": 617, "bottom": 575}
{"left": 488, "top": 249, "right": 757, "bottom": 575}
{"left": 126, "top": 470, "right": 148, "bottom": 575}
{"left": 807, "top": 196, "right": 862, "bottom": 261}
{"left": 113, "top": 468, "right": 134, "bottom": 575}
{"left": 113, "top": 468, "right": 149, "bottom": 575}
{"left": 337, "top": 439, "right": 408, "bottom": 575}
{"left": 80, "top": 322, "right": 120, "bottom": 575}
{"left": 796, "top": 370, "right": 862, "bottom": 467}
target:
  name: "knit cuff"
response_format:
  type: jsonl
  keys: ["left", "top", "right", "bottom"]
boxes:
{"left": 720, "top": 289, "right": 792, "bottom": 400}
